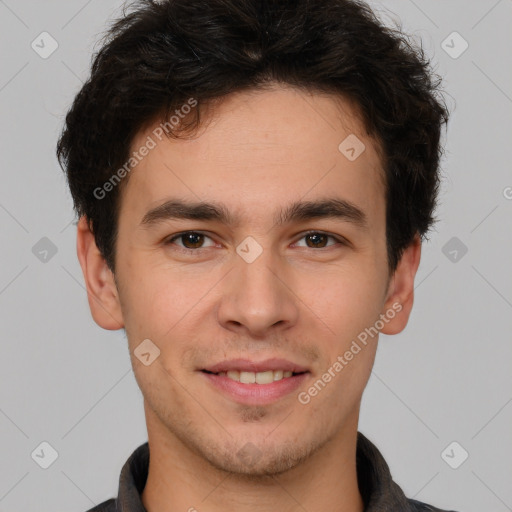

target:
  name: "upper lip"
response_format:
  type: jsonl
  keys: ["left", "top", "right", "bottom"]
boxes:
{"left": 202, "top": 358, "right": 309, "bottom": 374}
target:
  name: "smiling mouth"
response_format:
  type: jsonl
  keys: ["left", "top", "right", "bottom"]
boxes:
{"left": 201, "top": 369, "right": 307, "bottom": 384}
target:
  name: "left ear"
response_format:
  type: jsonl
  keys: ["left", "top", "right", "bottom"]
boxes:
{"left": 380, "top": 233, "right": 422, "bottom": 335}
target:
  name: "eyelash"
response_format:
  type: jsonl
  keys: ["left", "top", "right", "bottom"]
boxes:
{"left": 164, "top": 230, "right": 346, "bottom": 254}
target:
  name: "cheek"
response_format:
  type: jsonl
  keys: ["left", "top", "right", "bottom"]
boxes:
{"left": 304, "top": 264, "right": 386, "bottom": 338}
{"left": 320, "top": 268, "right": 384, "bottom": 395}
{"left": 120, "top": 265, "right": 222, "bottom": 352}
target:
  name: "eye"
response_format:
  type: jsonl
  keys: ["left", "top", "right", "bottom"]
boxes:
{"left": 164, "top": 230, "right": 346, "bottom": 254}
{"left": 294, "top": 231, "right": 345, "bottom": 249}
{"left": 165, "top": 231, "right": 216, "bottom": 251}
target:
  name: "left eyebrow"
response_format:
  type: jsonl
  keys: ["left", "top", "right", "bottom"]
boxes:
{"left": 275, "top": 198, "right": 368, "bottom": 229}
{"left": 139, "top": 197, "right": 368, "bottom": 230}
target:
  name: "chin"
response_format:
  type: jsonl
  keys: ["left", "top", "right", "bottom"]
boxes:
{"left": 199, "top": 433, "right": 322, "bottom": 478}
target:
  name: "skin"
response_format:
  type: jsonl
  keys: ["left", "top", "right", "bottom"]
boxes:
{"left": 77, "top": 83, "right": 421, "bottom": 512}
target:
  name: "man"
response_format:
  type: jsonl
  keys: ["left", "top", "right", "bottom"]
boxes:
{"left": 57, "top": 0, "right": 454, "bottom": 510}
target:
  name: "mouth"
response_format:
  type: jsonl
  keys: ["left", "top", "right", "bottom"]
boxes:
{"left": 199, "top": 358, "right": 310, "bottom": 405}
{"left": 201, "top": 369, "right": 307, "bottom": 384}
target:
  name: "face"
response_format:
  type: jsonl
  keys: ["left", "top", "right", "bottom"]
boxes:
{"left": 78, "top": 83, "right": 420, "bottom": 476}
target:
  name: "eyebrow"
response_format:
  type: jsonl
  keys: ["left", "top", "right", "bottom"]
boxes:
{"left": 140, "top": 197, "right": 368, "bottom": 229}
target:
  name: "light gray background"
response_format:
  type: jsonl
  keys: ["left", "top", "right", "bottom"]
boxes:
{"left": 1, "top": 0, "right": 511, "bottom": 510}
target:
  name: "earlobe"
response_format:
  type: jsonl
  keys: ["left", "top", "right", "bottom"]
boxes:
{"left": 380, "top": 234, "right": 422, "bottom": 335}
{"left": 76, "top": 216, "right": 124, "bottom": 330}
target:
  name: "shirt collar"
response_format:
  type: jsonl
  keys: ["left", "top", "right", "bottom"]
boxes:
{"left": 114, "top": 431, "right": 412, "bottom": 511}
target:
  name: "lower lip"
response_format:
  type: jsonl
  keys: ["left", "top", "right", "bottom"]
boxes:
{"left": 201, "top": 371, "right": 309, "bottom": 405}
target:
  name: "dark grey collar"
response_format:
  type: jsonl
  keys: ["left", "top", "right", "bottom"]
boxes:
{"left": 99, "top": 432, "right": 453, "bottom": 512}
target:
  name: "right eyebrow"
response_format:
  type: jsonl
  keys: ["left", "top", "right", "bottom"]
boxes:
{"left": 140, "top": 199, "right": 237, "bottom": 228}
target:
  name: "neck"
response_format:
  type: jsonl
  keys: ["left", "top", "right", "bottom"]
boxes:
{"left": 141, "top": 406, "right": 364, "bottom": 512}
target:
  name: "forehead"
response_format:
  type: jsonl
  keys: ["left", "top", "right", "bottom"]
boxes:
{"left": 119, "top": 84, "right": 386, "bottom": 229}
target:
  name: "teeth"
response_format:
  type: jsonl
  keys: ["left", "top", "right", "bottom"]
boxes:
{"left": 240, "top": 371, "right": 256, "bottom": 384}
{"left": 219, "top": 370, "right": 297, "bottom": 384}
{"left": 256, "top": 371, "right": 274, "bottom": 384}
{"left": 273, "top": 370, "right": 283, "bottom": 381}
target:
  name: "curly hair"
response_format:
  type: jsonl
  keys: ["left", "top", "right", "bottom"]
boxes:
{"left": 56, "top": 0, "right": 449, "bottom": 273}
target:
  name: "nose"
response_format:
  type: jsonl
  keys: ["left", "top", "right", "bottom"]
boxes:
{"left": 217, "top": 245, "right": 299, "bottom": 337}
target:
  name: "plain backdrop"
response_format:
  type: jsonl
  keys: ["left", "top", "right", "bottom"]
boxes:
{"left": 0, "top": 0, "right": 511, "bottom": 511}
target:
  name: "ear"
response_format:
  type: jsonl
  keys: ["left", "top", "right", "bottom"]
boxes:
{"left": 76, "top": 216, "right": 124, "bottom": 330}
{"left": 380, "top": 233, "right": 422, "bottom": 335}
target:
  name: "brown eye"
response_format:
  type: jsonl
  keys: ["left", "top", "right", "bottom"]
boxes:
{"left": 295, "top": 231, "right": 343, "bottom": 249}
{"left": 305, "top": 233, "right": 329, "bottom": 248}
{"left": 180, "top": 233, "right": 204, "bottom": 249}
{"left": 166, "top": 232, "right": 215, "bottom": 250}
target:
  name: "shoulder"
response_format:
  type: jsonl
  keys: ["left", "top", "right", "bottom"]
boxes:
{"left": 84, "top": 498, "right": 116, "bottom": 512}
{"left": 408, "top": 497, "right": 461, "bottom": 512}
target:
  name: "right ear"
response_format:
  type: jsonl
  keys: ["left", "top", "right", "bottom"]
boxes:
{"left": 76, "top": 216, "right": 124, "bottom": 330}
